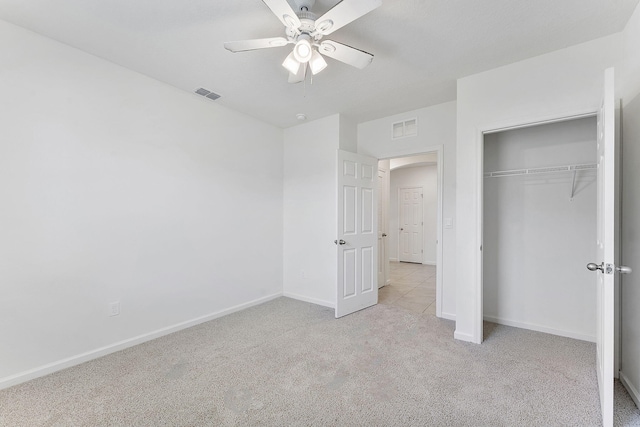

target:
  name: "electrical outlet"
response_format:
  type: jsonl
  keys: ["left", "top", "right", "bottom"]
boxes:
{"left": 108, "top": 301, "right": 120, "bottom": 317}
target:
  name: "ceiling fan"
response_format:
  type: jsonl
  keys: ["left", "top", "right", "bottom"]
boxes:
{"left": 224, "top": 0, "right": 382, "bottom": 83}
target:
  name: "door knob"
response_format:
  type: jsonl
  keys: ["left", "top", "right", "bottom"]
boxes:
{"left": 617, "top": 265, "right": 632, "bottom": 274}
{"left": 382, "top": 233, "right": 387, "bottom": 237}
{"left": 400, "top": 228, "right": 404, "bottom": 231}
{"left": 334, "top": 239, "right": 346, "bottom": 245}
{"left": 587, "top": 263, "right": 604, "bottom": 272}
{"left": 587, "top": 262, "right": 632, "bottom": 274}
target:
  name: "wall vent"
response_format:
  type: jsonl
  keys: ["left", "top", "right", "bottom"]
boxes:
{"left": 195, "top": 87, "right": 221, "bottom": 100}
{"left": 392, "top": 118, "right": 418, "bottom": 139}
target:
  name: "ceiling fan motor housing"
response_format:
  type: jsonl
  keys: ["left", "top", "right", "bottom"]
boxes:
{"left": 294, "top": 0, "right": 316, "bottom": 12}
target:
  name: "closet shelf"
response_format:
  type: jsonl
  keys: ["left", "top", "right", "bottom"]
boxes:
{"left": 483, "top": 163, "right": 597, "bottom": 178}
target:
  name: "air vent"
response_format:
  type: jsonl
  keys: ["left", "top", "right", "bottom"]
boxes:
{"left": 392, "top": 118, "right": 418, "bottom": 139}
{"left": 195, "top": 87, "right": 221, "bottom": 101}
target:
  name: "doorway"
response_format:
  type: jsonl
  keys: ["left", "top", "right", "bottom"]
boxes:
{"left": 482, "top": 116, "right": 598, "bottom": 341}
{"left": 377, "top": 151, "right": 442, "bottom": 316}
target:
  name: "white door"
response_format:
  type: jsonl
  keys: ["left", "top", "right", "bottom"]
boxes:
{"left": 590, "top": 67, "right": 618, "bottom": 427}
{"left": 377, "top": 168, "right": 388, "bottom": 288}
{"left": 336, "top": 150, "right": 378, "bottom": 318}
{"left": 399, "top": 187, "right": 423, "bottom": 263}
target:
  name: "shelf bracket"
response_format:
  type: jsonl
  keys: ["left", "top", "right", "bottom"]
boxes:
{"left": 570, "top": 169, "right": 577, "bottom": 201}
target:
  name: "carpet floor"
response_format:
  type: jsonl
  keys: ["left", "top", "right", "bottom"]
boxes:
{"left": 1, "top": 297, "right": 639, "bottom": 426}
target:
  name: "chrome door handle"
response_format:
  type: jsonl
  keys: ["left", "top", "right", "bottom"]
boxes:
{"left": 587, "top": 263, "right": 603, "bottom": 272}
{"left": 617, "top": 265, "right": 632, "bottom": 274}
{"left": 587, "top": 262, "right": 632, "bottom": 274}
{"left": 334, "top": 239, "right": 346, "bottom": 245}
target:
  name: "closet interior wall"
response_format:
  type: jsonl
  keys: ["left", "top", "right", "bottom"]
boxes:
{"left": 483, "top": 117, "right": 598, "bottom": 341}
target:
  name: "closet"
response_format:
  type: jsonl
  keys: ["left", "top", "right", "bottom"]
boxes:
{"left": 482, "top": 116, "right": 598, "bottom": 341}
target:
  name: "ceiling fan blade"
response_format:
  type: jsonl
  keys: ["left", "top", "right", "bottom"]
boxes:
{"left": 314, "top": 0, "right": 382, "bottom": 35}
{"left": 319, "top": 40, "right": 374, "bottom": 69}
{"left": 288, "top": 64, "right": 307, "bottom": 83}
{"left": 224, "top": 37, "right": 290, "bottom": 52}
{"left": 262, "top": 0, "right": 302, "bottom": 29}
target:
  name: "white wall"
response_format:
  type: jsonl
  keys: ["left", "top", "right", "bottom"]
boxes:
{"left": 358, "top": 101, "right": 457, "bottom": 319}
{"left": 483, "top": 118, "right": 597, "bottom": 341}
{"left": 282, "top": 115, "right": 341, "bottom": 307}
{"left": 0, "top": 21, "right": 284, "bottom": 387}
{"left": 620, "top": 1, "right": 640, "bottom": 408}
{"left": 455, "top": 34, "right": 622, "bottom": 343}
{"left": 389, "top": 165, "right": 438, "bottom": 264}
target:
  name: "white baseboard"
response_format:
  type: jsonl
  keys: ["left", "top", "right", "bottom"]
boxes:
{"left": 440, "top": 311, "right": 456, "bottom": 321}
{"left": 483, "top": 315, "right": 595, "bottom": 343}
{"left": 423, "top": 261, "right": 436, "bottom": 266}
{"left": 0, "top": 292, "right": 282, "bottom": 390}
{"left": 620, "top": 371, "right": 640, "bottom": 410}
{"left": 389, "top": 258, "right": 398, "bottom": 262}
{"left": 454, "top": 330, "right": 478, "bottom": 343}
{"left": 282, "top": 292, "right": 335, "bottom": 309}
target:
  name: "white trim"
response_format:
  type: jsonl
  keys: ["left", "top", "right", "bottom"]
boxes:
{"left": 422, "top": 261, "right": 436, "bottom": 266}
{"left": 389, "top": 257, "right": 399, "bottom": 262}
{"left": 483, "top": 315, "right": 595, "bottom": 342}
{"left": 620, "top": 371, "right": 640, "bottom": 410}
{"left": 481, "top": 110, "right": 597, "bottom": 135}
{"left": 440, "top": 312, "right": 456, "bottom": 321}
{"left": 434, "top": 146, "right": 444, "bottom": 319}
{"left": 0, "top": 293, "right": 282, "bottom": 390}
{"left": 454, "top": 330, "right": 476, "bottom": 342}
{"left": 475, "top": 129, "right": 484, "bottom": 343}
{"left": 283, "top": 292, "right": 335, "bottom": 309}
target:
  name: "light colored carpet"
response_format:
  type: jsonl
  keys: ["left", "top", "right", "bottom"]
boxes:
{"left": 1, "top": 297, "right": 639, "bottom": 426}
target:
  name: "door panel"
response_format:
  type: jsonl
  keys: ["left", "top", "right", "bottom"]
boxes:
{"left": 336, "top": 150, "right": 378, "bottom": 318}
{"left": 595, "top": 67, "right": 615, "bottom": 427}
{"left": 399, "top": 187, "right": 423, "bottom": 263}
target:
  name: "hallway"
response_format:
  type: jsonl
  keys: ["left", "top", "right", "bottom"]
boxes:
{"left": 378, "top": 261, "right": 436, "bottom": 315}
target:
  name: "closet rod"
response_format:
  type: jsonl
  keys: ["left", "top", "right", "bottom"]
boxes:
{"left": 483, "top": 163, "right": 597, "bottom": 178}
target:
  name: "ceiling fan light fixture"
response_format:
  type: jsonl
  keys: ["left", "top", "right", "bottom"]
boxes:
{"left": 282, "top": 51, "right": 301, "bottom": 74}
{"left": 309, "top": 50, "right": 327, "bottom": 75}
{"left": 283, "top": 14, "right": 298, "bottom": 28}
{"left": 316, "top": 19, "right": 334, "bottom": 33}
{"left": 293, "top": 39, "right": 313, "bottom": 63}
{"left": 319, "top": 42, "right": 336, "bottom": 54}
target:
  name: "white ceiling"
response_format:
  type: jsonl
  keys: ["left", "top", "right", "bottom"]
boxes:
{"left": 0, "top": 0, "right": 637, "bottom": 128}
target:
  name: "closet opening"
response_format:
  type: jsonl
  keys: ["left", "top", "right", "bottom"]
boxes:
{"left": 482, "top": 116, "right": 598, "bottom": 342}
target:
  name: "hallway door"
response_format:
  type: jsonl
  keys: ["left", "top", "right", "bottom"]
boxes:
{"left": 399, "top": 187, "right": 423, "bottom": 263}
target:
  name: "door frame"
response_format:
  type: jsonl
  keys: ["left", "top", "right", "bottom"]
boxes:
{"left": 377, "top": 166, "right": 389, "bottom": 288}
{"left": 380, "top": 146, "right": 445, "bottom": 318}
{"left": 474, "top": 107, "right": 620, "bottom": 364}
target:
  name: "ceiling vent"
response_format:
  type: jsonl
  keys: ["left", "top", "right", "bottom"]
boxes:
{"left": 195, "top": 87, "right": 221, "bottom": 100}
{"left": 392, "top": 118, "right": 418, "bottom": 139}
